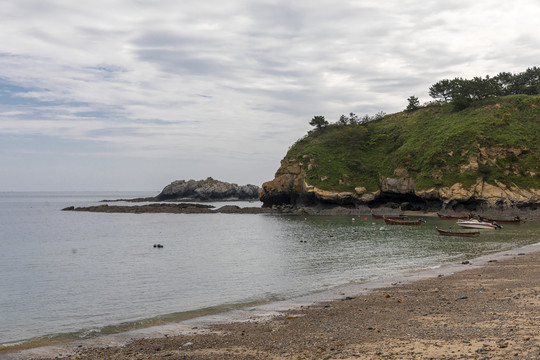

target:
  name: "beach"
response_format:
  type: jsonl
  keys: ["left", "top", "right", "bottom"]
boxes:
{"left": 6, "top": 242, "right": 538, "bottom": 360}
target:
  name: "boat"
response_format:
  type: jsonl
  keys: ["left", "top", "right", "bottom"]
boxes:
{"left": 437, "top": 212, "right": 468, "bottom": 220}
{"left": 383, "top": 217, "right": 422, "bottom": 225}
{"left": 436, "top": 228, "right": 480, "bottom": 237}
{"left": 456, "top": 220, "right": 500, "bottom": 229}
{"left": 479, "top": 216, "right": 521, "bottom": 224}
{"left": 371, "top": 212, "right": 406, "bottom": 220}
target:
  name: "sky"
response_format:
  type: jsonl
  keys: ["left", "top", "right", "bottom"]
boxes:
{"left": 1, "top": 0, "right": 540, "bottom": 191}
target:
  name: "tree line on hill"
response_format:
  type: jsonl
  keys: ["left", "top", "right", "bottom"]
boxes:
{"left": 310, "top": 67, "right": 540, "bottom": 130}
{"left": 309, "top": 111, "right": 386, "bottom": 130}
{"left": 427, "top": 67, "right": 540, "bottom": 110}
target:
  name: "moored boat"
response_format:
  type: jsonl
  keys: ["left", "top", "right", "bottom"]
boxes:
{"left": 437, "top": 212, "right": 468, "bottom": 220}
{"left": 371, "top": 212, "right": 406, "bottom": 220}
{"left": 479, "top": 216, "right": 521, "bottom": 224}
{"left": 383, "top": 217, "right": 422, "bottom": 225}
{"left": 436, "top": 227, "right": 480, "bottom": 237}
{"left": 456, "top": 220, "right": 500, "bottom": 229}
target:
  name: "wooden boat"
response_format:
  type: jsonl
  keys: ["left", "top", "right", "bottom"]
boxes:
{"left": 479, "top": 216, "right": 521, "bottom": 224}
{"left": 456, "top": 220, "right": 500, "bottom": 230}
{"left": 436, "top": 227, "right": 480, "bottom": 237}
{"left": 437, "top": 212, "right": 468, "bottom": 220}
{"left": 383, "top": 217, "right": 422, "bottom": 225}
{"left": 371, "top": 212, "right": 406, "bottom": 220}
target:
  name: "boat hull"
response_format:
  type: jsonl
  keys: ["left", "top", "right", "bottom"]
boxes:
{"left": 456, "top": 220, "right": 498, "bottom": 229}
{"left": 371, "top": 213, "right": 405, "bottom": 220}
{"left": 437, "top": 212, "right": 468, "bottom": 220}
{"left": 436, "top": 228, "right": 480, "bottom": 237}
{"left": 383, "top": 217, "right": 422, "bottom": 225}
{"left": 480, "top": 216, "right": 521, "bottom": 224}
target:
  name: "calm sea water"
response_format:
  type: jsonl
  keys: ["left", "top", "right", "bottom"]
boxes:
{"left": 1, "top": 192, "right": 539, "bottom": 347}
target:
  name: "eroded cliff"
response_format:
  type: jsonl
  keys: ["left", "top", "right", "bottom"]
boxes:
{"left": 260, "top": 158, "right": 540, "bottom": 212}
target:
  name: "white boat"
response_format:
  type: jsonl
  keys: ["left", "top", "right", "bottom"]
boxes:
{"left": 456, "top": 219, "right": 500, "bottom": 229}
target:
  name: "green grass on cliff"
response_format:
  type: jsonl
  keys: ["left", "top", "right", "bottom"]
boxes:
{"left": 287, "top": 95, "right": 540, "bottom": 192}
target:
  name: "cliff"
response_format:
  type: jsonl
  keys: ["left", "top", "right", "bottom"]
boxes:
{"left": 260, "top": 95, "right": 540, "bottom": 213}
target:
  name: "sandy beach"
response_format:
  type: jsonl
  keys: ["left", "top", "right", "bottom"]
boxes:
{"left": 4, "top": 242, "right": 538, "bottom": 360}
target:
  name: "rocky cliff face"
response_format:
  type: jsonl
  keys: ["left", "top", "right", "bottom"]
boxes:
{"left": 259, "top": 159, "right": 540, "bottom": 212}
{"left": 157, "top": 178, "right": 260, "bottom": 201}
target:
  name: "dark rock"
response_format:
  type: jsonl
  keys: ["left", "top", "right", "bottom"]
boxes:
{"left": 157, "top": 177, "right": 260, "bottom": 201}
{"left": 62, "top": 203, "right": 275, "bottom": 214}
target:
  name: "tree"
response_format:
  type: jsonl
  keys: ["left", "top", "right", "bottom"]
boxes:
{"left": 514, "top": 67, "right": 540, "bottom": 95}
{"left": 405, "top": 96, "right": 420, "bottom": 112}
{"left": 309, "top": 115, "right": 328, "bottom": 130}
{"left": 348, "top": 112, "right": 359, "bottom": 125}
{"left": 428, "top": 79, "right": 453, "bottom": 102}
{"left": 493, "top": 72, "right": 514, "bottom": 96}
{"left": 373, "top": 111, "right": 386, "bottom": 121}
{"left": 337, "top": 114, "right": 348, "bottom": 125}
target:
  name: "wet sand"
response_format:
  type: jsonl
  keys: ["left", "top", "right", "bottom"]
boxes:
{"left": 5, "top": 243, "right": 540, "bottom": 360}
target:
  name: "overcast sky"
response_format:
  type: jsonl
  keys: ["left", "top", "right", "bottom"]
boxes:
{"left": 1, "top": 0, "right": 539, "bottom": 191}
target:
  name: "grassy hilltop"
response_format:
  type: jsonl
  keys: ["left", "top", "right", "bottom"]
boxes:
{"left": 286, "top": 95, "right": 540, "bottom": 194}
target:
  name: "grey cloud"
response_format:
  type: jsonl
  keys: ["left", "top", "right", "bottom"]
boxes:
{"left": 136, "top": 48, "right": 233, "bottom": 77}
{"left": 133, "top": 31, "right": 211, "bottom": 49}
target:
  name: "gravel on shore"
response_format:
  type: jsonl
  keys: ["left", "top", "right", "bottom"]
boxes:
{"left": 11, "top": 246, "right": 539, "bottom": 360}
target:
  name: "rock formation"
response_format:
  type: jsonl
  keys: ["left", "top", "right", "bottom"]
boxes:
{"left": 259, "top": 158, "right": 540, "bottom": 213}
{"left": 156, "top": 177, "right": 260, "bottom": 201}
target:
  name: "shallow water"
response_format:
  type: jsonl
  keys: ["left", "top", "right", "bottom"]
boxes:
{"left": 1, "top": 192, "right": 539, "bottom": 347}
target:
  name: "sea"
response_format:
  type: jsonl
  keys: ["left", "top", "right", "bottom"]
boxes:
{"left": 1, "top": 191, "right": 539, "bottom": 350}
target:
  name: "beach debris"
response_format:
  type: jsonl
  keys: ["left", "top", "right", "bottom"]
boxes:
{"left": 462, "top": 260, "right": 470, "bottom": 265}
{"left": 183, "top": 342, "right": 193, "bottom": 347}
{"left": 456, "top": 295, "right": 468, "bottom": 300}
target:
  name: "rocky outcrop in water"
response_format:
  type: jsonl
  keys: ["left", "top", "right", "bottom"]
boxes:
{"left": 157, "top": 178, "right": 260, "bottom": 201}
{"left": 63, "top": 203, "right": 288, "bottom": 214}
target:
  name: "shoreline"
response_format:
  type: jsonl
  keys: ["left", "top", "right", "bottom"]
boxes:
{"left": 5, "top": 241, "right": 540, "bottom": 360}
{"left": 61, "top": 200, "right": 540, "bottom": 220}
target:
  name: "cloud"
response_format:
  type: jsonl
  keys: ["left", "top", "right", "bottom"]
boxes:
{"left": 1, "top": 0, "right": 540, "bottom": 190}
